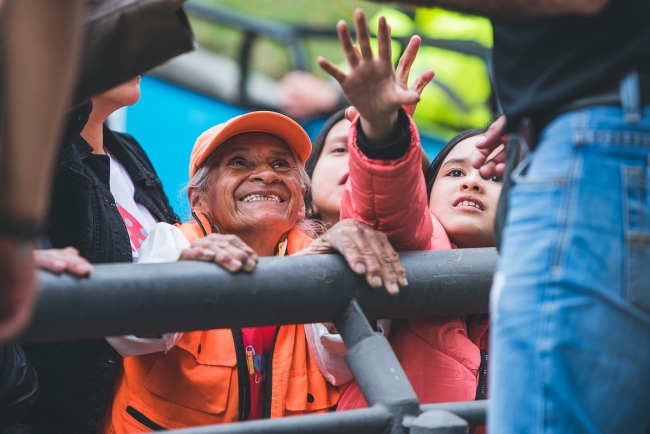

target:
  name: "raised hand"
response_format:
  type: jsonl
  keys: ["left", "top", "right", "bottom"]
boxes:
{"left": 344, "top": 35, "right": 434, "bottom": 122}
{"left": 317, "top": 9, "right": 421, "bottom": 146}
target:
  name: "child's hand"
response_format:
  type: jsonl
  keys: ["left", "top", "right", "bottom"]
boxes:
{"left": 317, "top": 9, "right": 420, "bottom": 146}
{"left": 343, "top": 36, "right": 435, "bottom": 122}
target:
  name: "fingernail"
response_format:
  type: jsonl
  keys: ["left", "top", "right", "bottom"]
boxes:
{"left": 75, "top": 263, "right": 91, "bottom": 274}
{"left": 229, "top": 259, "right": 242, "bottom": 270}
{"left": 386, "top": 282, "right": 399, "bottom": 295}
{"left": 244, "top": 258, "right": 256, "bottom": 271}
{"left": 354, "top": 263, "right": 366, "bottom": 274}
{"left": 370, "top": 276, "right": 382, "bottom": 288}
{"left": 201, "top": 249, "right": 215, "bottom": 259}
{"left": 399, "top": 276, "right": 408, "bottom": 286}
{"left": 53, "top": 260, "right": 65, "bottom": 270}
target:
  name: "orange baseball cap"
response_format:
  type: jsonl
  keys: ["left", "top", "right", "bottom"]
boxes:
{"left": 189, "top": 111, "right": 312, "bottom": 178}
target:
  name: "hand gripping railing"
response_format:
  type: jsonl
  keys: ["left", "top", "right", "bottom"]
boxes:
{"left": 20, "top": 248, "right": 497, "bottom": 433}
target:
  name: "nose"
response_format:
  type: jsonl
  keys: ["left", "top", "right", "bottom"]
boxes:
{"left": 461, "top": 172, "right": 484, "bottom": 193}
{"left": 251, "top": 164, "right": 281, "bottom": 184}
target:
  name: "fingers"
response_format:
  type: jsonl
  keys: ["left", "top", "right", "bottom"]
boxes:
{"left": 336, "top": 20, "right": 360, "bottom": 68}
{"left": 325, "top": 219, "right": 407, "bottom": 295}
{"left": 353, "top": 9, "right": 373, "bottom": 60}
{"left": 345, "top": 106, "right": 359, "bottom": 121}
{"left": 409, "top": 70, "right": 434, "bottom": 95}
{"left": 395, "top": 36, "right": 422, "bottom": 89}
{"left": 376, "top": 15, "right": 391, "bottom": 62}
{"left": 181, "top": 234, "right": 258, "bottom": 273}
{"left": 471, "top": 116, "right": 508, "bottom": 178}
{"left": 395, "top": 87, "right": 421, "bottom": 106}
{"left": 34, "top": 247, "right": 93, "bottom": 276}
{"left": 317, "top": 57, "right": 347, "bottom": 84}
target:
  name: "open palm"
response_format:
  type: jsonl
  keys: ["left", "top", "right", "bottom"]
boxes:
{"left": 318, "top": 9, "right": 421, "bottom": 142}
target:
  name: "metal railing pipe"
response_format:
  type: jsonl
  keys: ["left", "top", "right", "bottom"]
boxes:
{"left": 420, "top": 400, "right": 488, "bottom": 427}
{"left": 19, "top": 248, "right": 497, "bottom": 343}
{"left": 164, "top": 405, "right": 391, "bottom": 434}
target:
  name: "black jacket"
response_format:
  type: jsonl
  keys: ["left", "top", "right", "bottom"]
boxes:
{"left": 0, "top": 345, "right": 38, "bottom": 430}
{"left": 21, "top": 103, "right": 178, "bottom": 434}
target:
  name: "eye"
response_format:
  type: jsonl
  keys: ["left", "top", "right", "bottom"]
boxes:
{"left": 491, "top": 175, "right": 502, "bottom": 183}
{"left": 272, "top": 159, "right": 290, "bottom": 169}
{"left": 332, "top": 145, "right": 347, "bottom": 154}
{"left": 446, "top": 168, "right": 465, "bottom": 177}
{"left": 228, "top": 157, "right": 247, "bottom": 167}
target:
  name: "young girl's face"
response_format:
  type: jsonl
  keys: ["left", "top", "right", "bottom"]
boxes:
{"left": 428, "top": 136, "right": 502, "bottom": 248}
{"left": 310, "top": 119, "right": 352, "bottom": 226}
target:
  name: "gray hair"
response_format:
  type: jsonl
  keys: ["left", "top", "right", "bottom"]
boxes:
{"left": 187, "top": 133, "right": 325, "bottom": 239}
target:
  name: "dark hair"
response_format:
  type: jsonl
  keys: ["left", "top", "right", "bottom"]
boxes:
{"left": 304, "top": 109, "right": 347, "bottom": 219}
{"left": 424, "top": 127, "right": 488, "bottom": 201}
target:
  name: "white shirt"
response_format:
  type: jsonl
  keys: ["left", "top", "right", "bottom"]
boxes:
{"left": 107, "top": 150, "right": 158, "bottom": 263}
{"left": 104, "top": 153, "right": 181, "bottom": 357}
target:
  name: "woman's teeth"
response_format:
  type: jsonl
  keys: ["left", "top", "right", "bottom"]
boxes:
{"left": 456, "top": 200, "right": 482, "bottom": 210}
{"left": 242, "top": 194, "right": 281, "bottom": 203}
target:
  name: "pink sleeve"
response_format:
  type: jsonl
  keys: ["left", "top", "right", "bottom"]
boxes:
{"left": 340, "top": 115, "right": 438, "bottom": 251}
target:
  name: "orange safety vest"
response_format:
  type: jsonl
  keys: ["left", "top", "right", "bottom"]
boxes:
{"left": 103, "top": 213, "right": 339, "bottom": 433}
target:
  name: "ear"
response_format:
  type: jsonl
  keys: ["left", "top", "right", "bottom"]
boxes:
{"left": 188, "top": 187, "right": 207, "bottom": 211}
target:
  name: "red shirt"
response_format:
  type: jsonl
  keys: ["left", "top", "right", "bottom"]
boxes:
{"left": 241, "top": 326, "right": 277, "bottom": 420}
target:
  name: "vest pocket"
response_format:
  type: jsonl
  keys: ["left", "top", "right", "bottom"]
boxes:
{"left": 144, "top": 345, "right": 235, "bottom": 415}
{"left": 126, "top": 405, "right": 166, "bottom": 431}
{"left": 284, "top": 366, "right": 335, "bottom": 413}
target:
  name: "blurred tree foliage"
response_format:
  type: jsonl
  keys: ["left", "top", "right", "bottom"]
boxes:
{"left": 187, "top": 0, "right": 382, "bottom": 79}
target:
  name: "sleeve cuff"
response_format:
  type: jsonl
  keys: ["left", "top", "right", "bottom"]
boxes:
{"left": 355, "top": 108, "right": 411, "bottom": 160}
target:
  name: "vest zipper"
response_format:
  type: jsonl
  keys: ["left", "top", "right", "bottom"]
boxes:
{"left": 126, "top": 406, "right": 166, "bottom": 431}
{"left": 232, "top": 328, "right": 251, "bottom": 421}
{"left": 262, "top": 326, "right": 281, "bottom": 419}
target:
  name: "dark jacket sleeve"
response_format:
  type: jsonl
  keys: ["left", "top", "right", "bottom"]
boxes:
{"left": 0, "top": 345, "right": 38, "bottom": 429}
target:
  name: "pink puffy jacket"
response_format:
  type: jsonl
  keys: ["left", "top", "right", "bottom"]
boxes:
{"left": 337, "top": 115, "right": 489, "bottom": 410}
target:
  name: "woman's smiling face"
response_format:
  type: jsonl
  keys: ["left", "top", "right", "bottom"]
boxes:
{"left": 310, "top": 119, "right": 352, "bottom": 226}
{"left": 428, "top": 136, "right": 502, "bottom": 248}
{"left": 194, "top": 133, "right": 306, "bottom": 237}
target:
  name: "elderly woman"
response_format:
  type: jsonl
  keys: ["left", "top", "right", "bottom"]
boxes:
{"left": 102, "top": 111, "right": 406, "bottom": 433}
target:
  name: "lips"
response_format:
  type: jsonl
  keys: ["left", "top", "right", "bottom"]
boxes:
{"left": 453, "top": 195, "right": 485, "bottom": 211}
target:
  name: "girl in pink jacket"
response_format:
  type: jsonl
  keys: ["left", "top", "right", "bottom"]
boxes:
{"left": 308, "top": 9, "right": 502, "bottom": 412}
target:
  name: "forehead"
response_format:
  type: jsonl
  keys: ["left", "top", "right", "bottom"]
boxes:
{"left": 216, "top": 133, "right": 294, "bottom": 160}
{"left": 442, "top": 135, "right": 482, "bottom": 164}
{"left": 326, "top": 119, "right": 352, "bottom": 142}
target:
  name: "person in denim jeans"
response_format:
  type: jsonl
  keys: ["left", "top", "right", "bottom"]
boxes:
{"left": 369, "top": 0, "right": 649, "bottom": 431}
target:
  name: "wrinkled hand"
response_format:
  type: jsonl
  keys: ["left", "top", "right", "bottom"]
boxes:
{"left": 471, "top": 115, "right": 508, "bottom": 179}
{"left": 34, "top": 247, "right": 93, "bottom": 276}
{"left": 297, "top": 219, "right": 407, "bottom": 295}
{"left": 318, "top": 9, "right": 420, "bottom": 146}
{"left": 280, "top": 71, "right": 341, "bottom": 119}
{"left": 180, "top": 234, "right": 258, "bottom": 273}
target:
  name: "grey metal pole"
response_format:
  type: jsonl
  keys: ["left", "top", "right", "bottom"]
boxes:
{"left": 19, "top": 249, "right": 496, "bottom": 343}
{"left": 163, "top": 405, "right": 391, "bottom": 434}
{"left": 335, "top": 300, "right": 421, "bottom": 434}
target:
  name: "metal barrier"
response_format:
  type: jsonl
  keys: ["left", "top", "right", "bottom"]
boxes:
{"left": 22, "top": 248, "right": 497, "bottom": 433}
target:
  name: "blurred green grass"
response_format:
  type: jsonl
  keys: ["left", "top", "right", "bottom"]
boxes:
{"left": 187, "top": 0, "right": 383, "bottom": 79}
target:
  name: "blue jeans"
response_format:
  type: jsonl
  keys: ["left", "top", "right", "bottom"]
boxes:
{"left": 489, "top": 105, "right": 650, "bottom": 433}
